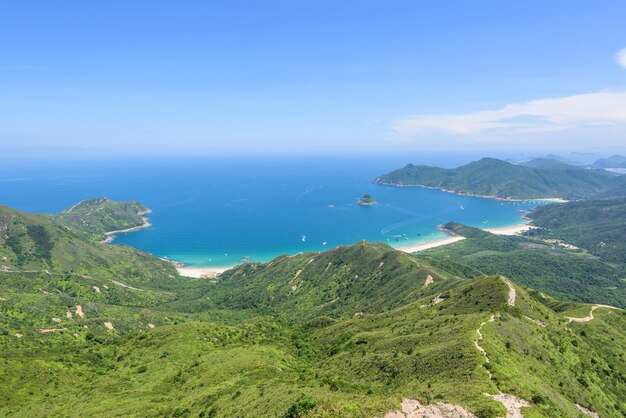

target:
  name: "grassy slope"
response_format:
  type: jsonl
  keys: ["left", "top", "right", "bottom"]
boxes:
{"left": 211, "top": 241, "right": 463, "bottom": 322}
{"left": 527, "top": 197, "right": 626, "bottom": 263}
{"left": 483, "top": 286, "right": 625, "bottom": 418}
{"left": 1, "top": 201, "right": 625, "bottom": 417}
{"left": 419, "top": 224, "right": 626, "bottom": 308}
{"left": 0, "top": 204, "right": 221, "bottom": 337}
{"left": 3, "top": 275, "right": 624, "bottom": 417}
{"left": 375, "top": 158, "right": 621, "bottom": 199}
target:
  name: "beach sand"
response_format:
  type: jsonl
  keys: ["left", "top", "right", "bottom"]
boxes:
{"left": 396, "top": 236, "right": 466, "bottom": 253}
{"left": 395, "top": 222, "right": 533, "bottom": 253}
{"left": 176, "top": 266, "right": 232, "bottom": 278}
{"left": 174, "top": 223, "right": 533, "bottom": 273}
{"left": 485, "top": 223, "right": 532, "bottom": 235}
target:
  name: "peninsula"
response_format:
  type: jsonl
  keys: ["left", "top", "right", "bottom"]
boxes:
{"left": 375, "top": 157, "right": 626, "bottom": 200}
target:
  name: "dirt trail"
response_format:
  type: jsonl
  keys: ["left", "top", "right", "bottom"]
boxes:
{"left": 504, "top": 279, "right": 516, "bottom": 307}
{"left": 474, "top": 315, "right": 496, "bottom": 364}
{"left": 575, "top": 404, "right": 599, "bottom": 418}
{"left": 567, "top": 304, "right": 619, "bottom": 323}
{"left": 110, "top": 279, "right": 144, "bottom": 292}
{"left": 39, "top": 328, "right": 66, "bottom": 333}
{"left": 490, "top": 393, "right": 529, "bottom": 418}
{"left": 1, "top": 268, "right": 52, "bottom": 276}
{"left": 474, "top": 314, "right": 529, "bottom": 417}
{"left": 382, "top": 398, "right": 477, "bottom": 418}
{"left": 289, "top": 270, "right": 302, "bottom": 283}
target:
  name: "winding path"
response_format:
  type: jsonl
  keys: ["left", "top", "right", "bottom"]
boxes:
{"left": 504, "top": 278, "right": 516, "bottom": 307}
{"left": 473, "top": 278, "right": 529, "bottom": 417}
{"left": 566, "top": 304, "right": 619, "bottom": 323}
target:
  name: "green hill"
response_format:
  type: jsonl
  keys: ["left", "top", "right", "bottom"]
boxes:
{"left": 210, "top": 241, "right": 463, "bottom": 322}
{"left": 3, "top": 271, "right": 624, "bottom": 417}
{"left": 0, "top": 202, "right": 219, "bottom": 336}
{"left": 418, "top": 223, "right": 626, "bottom": 308}
{"left": 592, "top": 155, "right": 626, "bottom": 169}
{"left": 527, "top": 197, "right": 626, "bottom": 263}
{"left": 375, "top": 158, "right": 623, "bottom": 199}
{"left": 53, "top": 197, "right": 151, "bottom": 242}
{"left": 1, "top": 200, "right": 625, "bottom": 417}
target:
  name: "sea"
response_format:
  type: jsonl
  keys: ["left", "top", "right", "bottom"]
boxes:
{"left": 0, "top": 154, "right": 546, "bottom": 267}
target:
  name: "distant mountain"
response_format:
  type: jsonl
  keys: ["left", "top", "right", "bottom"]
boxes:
{"left": 537, "top": 154, "right": 586, "bottom": 166}
{"left": 521, "top": 157, "right": 576, "bottom": 170}
{"left": 591, "top": 154, "right": 626, "bottom": 169}
{"left": 375, "top": 157, "right": 624, "bottom": 200}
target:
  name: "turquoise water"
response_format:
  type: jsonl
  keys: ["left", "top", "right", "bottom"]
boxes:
{"left": 0, "top": 155, "right": 544, "bottom": 267}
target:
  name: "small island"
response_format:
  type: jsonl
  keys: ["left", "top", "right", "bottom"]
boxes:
{"left": 357, "top": 193, "right": 376, "bottom": 206}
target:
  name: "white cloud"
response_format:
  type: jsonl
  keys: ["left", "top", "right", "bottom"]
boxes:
{"left": 394, "top": 91, "right": 626, "bottom": 138}
{"left": 617, "top": 48, "right": 626, "bottom": 69}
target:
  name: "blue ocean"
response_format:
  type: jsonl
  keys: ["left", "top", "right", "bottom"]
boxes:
{"left": 0, "top": 155, "right": 544, "bottom": 267}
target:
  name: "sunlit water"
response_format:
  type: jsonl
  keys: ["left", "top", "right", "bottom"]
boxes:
{"left": 0, "top": 155, "right": 545, "bottom": 266}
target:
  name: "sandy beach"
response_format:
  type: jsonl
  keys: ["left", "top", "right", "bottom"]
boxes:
{"left": 396, "top": 236, "right": 466, "bottom": 253}
{"left": 395, "top": 221, "right": 533, "bottom": 253}
{"left": 176, "top": 266, "right": 233, "bottom": 278}
{"left": 172, "top": 221, "right": 534, "bottom": 273}
{"left": 485, "top": 223, "right": 533, "bottom": 235}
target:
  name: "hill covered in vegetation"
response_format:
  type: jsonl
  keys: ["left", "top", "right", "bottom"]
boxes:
{"left": 53, "top": 197, "right": 151, "bottom": 242}
{"left": 591, "top": 155, "right": 626, "bottom": 169}
{"left": 419, "top": 222, "right": 626, "bottom": 308}
{"left": 526, "top": 197, "right": 626, "bottom": 264}
{"left": 1, "top": 200, "right": 625, "bottom": 417}
{"left": 375, "top": 158, "right": 624, "bottom": 200}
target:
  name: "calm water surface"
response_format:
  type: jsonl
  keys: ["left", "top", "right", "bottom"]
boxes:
{"left": 0, "top": 155, "right": 544, "bottom": 266}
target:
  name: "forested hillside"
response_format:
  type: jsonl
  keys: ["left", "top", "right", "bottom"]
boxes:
{"left": 1, "top": 200, "right": 624, "bottom": 417}
{"left": 375, "top": 158, "right": 624, "bottom": 199}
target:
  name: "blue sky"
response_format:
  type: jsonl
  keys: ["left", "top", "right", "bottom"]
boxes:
{"left": 1, "top": 1, "right": 626, "bottom": 158}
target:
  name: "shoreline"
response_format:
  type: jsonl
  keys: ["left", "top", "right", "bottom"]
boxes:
{"left": 101, "top": 209, "right": 152, "bottom": 244}
{"left": 395, "top": 220, "right": 533, "bottom": 253}
{"left": 172, "top": 221, "right": 535, "bottom": 274}
{"left": 175, "top": 265, "right": 233, "bottom": 278}
{"left": 484, "top": 222, "right": 533, "bottom": 235}
{"left": 374, "top": 181, "right": 568, "bottom": 203}
{"left": 395, "top": 235, "right": 466, "bottom": 252}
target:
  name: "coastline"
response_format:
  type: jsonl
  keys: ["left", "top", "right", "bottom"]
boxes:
{"left": 172, "top": 221, "right": 534, "bottom": 274}
{"left": 484, "top": 222, "right": 533, "bottom": 235}
{"left": 374, "top": 181, "right": 568, "bottom": 203}
{"left": 395, "top": 236, "right": 466, "bottom": 252}
{"left": 101, "top": 209, "right": 152, "bottom": 244}
{"left": 176, "top": 265, "right": 233, "bottom": 278}
{"left": 395, "top": 220, "right": 533, "bottom": 253}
